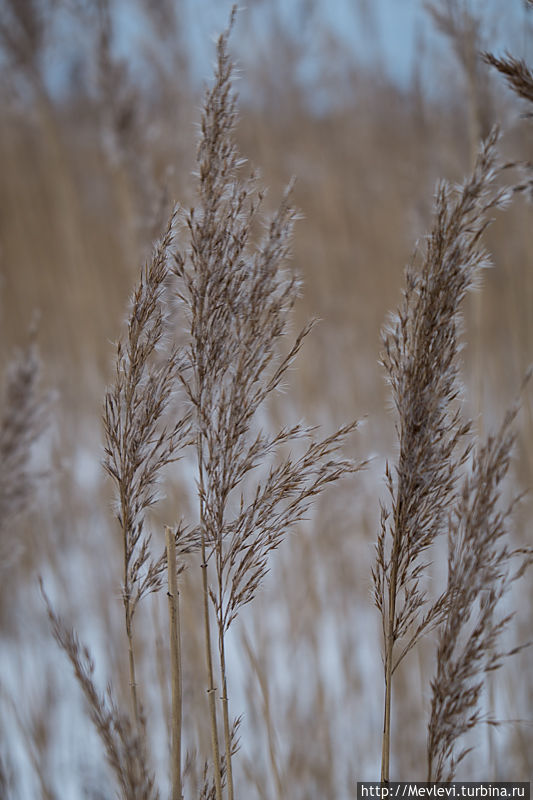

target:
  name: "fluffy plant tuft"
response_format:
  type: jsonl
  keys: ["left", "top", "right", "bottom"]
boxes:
{"left": 374, "top": 128, "right": 517, "bottom": 781}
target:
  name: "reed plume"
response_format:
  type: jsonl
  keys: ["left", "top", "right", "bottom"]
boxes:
{"left": 375, "top": 127, "right": 513, "bottom": 781}
{"left": 103, "top": 210, "right": 192, "bottom": 728}
{"left": 427, "top": 399, "right": 532, "bottom": 780}
{"left": 483, "top": 52, "right": 533, "bottom": 107}
{"left": 172, "top": 9, "right": 363, "bottom": 797}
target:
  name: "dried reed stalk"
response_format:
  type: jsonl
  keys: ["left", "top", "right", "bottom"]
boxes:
{"left": 172, "top": 8, "right": 362, "bottom": 795}
{"left": 166, "top": 526, "right": 183, "bottom": 800}
{"left": 200, "top": 533, "right": 223, "bottom": 800}
{"left": 427, "top": 399, "right": 532, "bottom": 780}
{"left": 375, "top": 128, "right": 513, "bottom": 781}
{"left": 103, "top": 211, "right": 190, "bottom": 727}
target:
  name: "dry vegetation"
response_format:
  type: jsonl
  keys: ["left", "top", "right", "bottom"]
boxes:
{"left": 0, "top": 1, "right": 532, "bottom": 798}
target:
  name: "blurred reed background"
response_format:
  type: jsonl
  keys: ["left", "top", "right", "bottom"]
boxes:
{"left": 0, "top": 0, "right": 532, "bottom": 797}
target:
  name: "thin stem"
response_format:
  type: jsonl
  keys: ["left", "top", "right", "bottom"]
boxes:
{"left": 125, "top": 607, "right": 139, "bottom": 727}
{"left": 201, "top": 532, "right": 223, "bottom": 800}
{"left": 219, "top": 631, "right": 234, "bottom": 800}
{"left": 166, "top": 526, "right": 183, "bottom": 800}
{"left": 380, "top": 576, "right": 396, "bottom": 782}
{"left": 121, "top": 479, "right": 139, "bottom": 729}
{"left": 215, "top": 498, "right": 234, "bottom": 800}
{"left": 119, "top": 439, "right": 140, "bottom": 728}
{"left": 381, "top": 501, "right": 402, "bottom": 783}
{"left": 196, "top": 420, "right": 223, "bottom": 799}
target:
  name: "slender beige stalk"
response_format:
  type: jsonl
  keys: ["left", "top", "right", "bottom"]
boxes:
{"left": 119, "top": 395, "right": 140, "bottom": 729}
{"left": 218, "top": 634, "right": 234, "bottom": 800}
{"left": 125, "top": 604, "right": 139, "bottom": 728}
{"left": 200, "top": 531, "right": 223, "bottom": 800}
{"left": 380, "top": 568, "right": 396, "bottom": 781}
{"left": 380, "top": 624, "right": 392, "bottom": 782}
{"left": 166, "top": 526, "right": 183, "bottom": 800}
{"left": 122, "top": 496, "right": 139, "bottom": 728}
{"left": 215, "top": 510, "right": 234, "bottom": 800}
{"left": 380, "top": 499, "right": 401, "bottom": 783}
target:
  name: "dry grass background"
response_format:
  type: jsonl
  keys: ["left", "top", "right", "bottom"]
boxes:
{"left": 0, "top": 0, "right": 532, "bottom": 797}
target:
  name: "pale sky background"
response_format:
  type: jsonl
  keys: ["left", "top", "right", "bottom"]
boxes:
{"left": 96, "top": 0, "right": 533, "bottom": 109}
{"left": 155, "top": 1, "right": 530, "bottom": 84}
{"left": 40, "top": 0, "right": 533, "bottom": 105}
